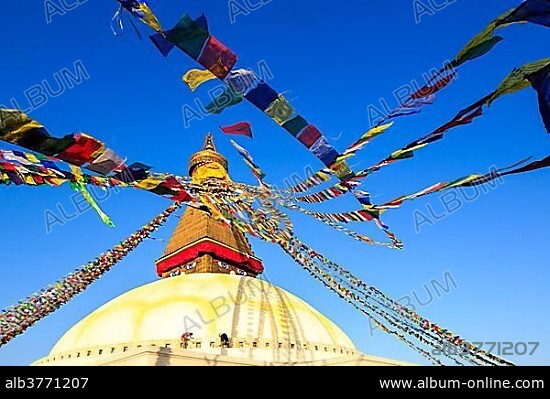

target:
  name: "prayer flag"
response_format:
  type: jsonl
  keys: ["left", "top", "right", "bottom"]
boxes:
{"left": 220, "top": 122, "right": 253, "bottom": 138}
{"left": 197, "top": 36, "right": 237, "bottom": 79}
{"left": 182, "top": 68, "right": 217, "bottom": 91}
{"left": 166, "top": 14, "right": 210, "bottom": 60}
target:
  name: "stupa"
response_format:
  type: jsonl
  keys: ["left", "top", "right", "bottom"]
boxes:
{"left": 33, "top": 135, "right": 409, "bottom": 366}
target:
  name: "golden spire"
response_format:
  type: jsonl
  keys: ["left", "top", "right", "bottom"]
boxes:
{"left": 156, "top": 133, "right": 263, "bottom": 278}
{"left": 188, "top": 133, "right": 229, "bottom": 179}
{"left": 203, "top": 133, "right": 216, "bottom": 151}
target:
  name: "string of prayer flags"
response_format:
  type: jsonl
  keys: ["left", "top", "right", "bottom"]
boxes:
{"left": 182, "top": 68, "right": 217, "bottom": 92}
{"left": 309, "top": 243, "right": 509, "bottom": 365}
{"left": 242, "top": 81, "right": 353, "bottom": 175}
{"left": 230, "top": 140, "right": 266, "bottom": 181}
{"left": 305, "top": 208, "right": 385, "bottom": 224}
{"left": 285, "top": 168, "right": 333, "bottom": 193}
{"left": 278, "top": 237, "right": 509, "bottom": 365}
{"left": 220, "top": 121, "right": 253, "bottom": 138}
{"left": 369, "top": 156, "right": 550, "bottom": 211}
{"left": 350, "top": 92, "right": 495, "bottom": 182}
{"left": 125, "top": 7, "right": 359, "bottom": 183}
{"left": 0, "top": 203, "right": 180, "bottom": 348}
{"left": 0, "top": 109, "right": 128, "bottom": 175}
{"left": 461, "top": 155, "right": 550, "bottom": 185}
{"left": 372, "top": 95, "right": 436, "bottom": 130}
{"left": 282, "top": 202, "right": 389, "bottom": 248}
{"left": 339, "top": 122, "right": 394, "bottom": 161}
{"left": 0, "top": 108, "right": 197, "bottom": 205}
{"left": 385, "top": 1, "right": 549, "bottom": 127}
{"left": 296, "top": 181, "right": 358, "bottom": 203}
{"left": 0, "top": 149, "right": 58, "bottom": 170}
{"left": 0, "top": 160, "right": 65, "bottom": 187}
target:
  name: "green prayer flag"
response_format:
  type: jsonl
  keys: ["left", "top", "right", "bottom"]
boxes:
{"left": 488, "top": 58, "right": 550, "bottom": 105}
{"left": 166, "top": 15, "right": 210, "bottom": 60}
{"left": 454, "top": 35, "right": 503, "bottom": 67}
{"left": 70, "top": 165, "right": 114, "bottom": 227}
{"left": 36, "top": 134, "right": 75, "bottom": 156}
{"left": 452, "top": 9, "right": 515, "bottom": 68}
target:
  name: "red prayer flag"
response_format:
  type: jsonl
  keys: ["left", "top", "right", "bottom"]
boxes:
{"left": 220, "top": 122, "right": 253, "bottom": 138}
{"left": 198, "top": 36, "right": 237, "bottom": 79}
{"left": 171, "top": 190, "right": 194, "bottom": 202}
{"left": 412, "top": 72, "right": 457, "bottom": 99}
{"left": 297, "top": 125, "right": 322, "bottom": 148}
{"left": 57, "top": 134, "right": 104, "bottom": 166}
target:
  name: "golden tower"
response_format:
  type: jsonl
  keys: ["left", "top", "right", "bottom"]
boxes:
{"left": 155, "top": 134, "right": 263, "bottom": 278}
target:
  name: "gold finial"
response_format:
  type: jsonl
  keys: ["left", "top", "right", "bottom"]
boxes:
{"left": 203, "top": 133, "right": 216, "bottom": 152}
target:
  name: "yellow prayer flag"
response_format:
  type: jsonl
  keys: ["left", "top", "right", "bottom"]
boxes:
{"left": 47, "top": 178, "right": 67, "bottom": 186}
{"left": 3, "top": 120, "right": 44, "bottom": 144}
{"left": 361, "top": 122, "right": 394, "bottom": 140}
{"left": 362, "top": 205, "right": 387, "bottom": 215}
{"left": 133, "top": 176, "right": 164, "bottom": 190}
{"left": 137, "top": 3, "right": 163, "bottom": 33}
{"left": 446, "top": 174, "right": 483, "bottom": 189}
{"left": 390, "top": 143, "right": 428, "bottom": 159}
{"left": 23, "top": 174, "right": 37, "bottom": 185}
{"left": 333, "top": 153, "right": 356, "bottom": 164}
{"left": 26, "top": 153, "right": 40, "bottom": 164}
{"left": 182, "top": 69, "right": 217, "bottom": 92}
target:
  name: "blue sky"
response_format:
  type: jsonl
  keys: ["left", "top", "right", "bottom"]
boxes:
{"left": 0, "top": 0, "right": 548, "bottom": 365}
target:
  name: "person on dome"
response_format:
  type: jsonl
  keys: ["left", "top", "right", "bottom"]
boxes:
{"left": 220, "top": 333, "right": 230, "bottom": 348}
{"left": 181, "top": 332, "right": 192, "bottom": 349}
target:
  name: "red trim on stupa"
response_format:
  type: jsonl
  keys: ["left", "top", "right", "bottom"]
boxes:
{"left": 156, "top": 239, "right": 264, "bottom": 276}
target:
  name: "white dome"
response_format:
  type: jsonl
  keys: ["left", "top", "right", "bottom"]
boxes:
{"left": 38, "top": 274, "right": 359, "bottom": 365}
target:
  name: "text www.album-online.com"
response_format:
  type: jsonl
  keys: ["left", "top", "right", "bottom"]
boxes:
{"left": 379, "top": 378, "right": 545, "bottom": 389}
